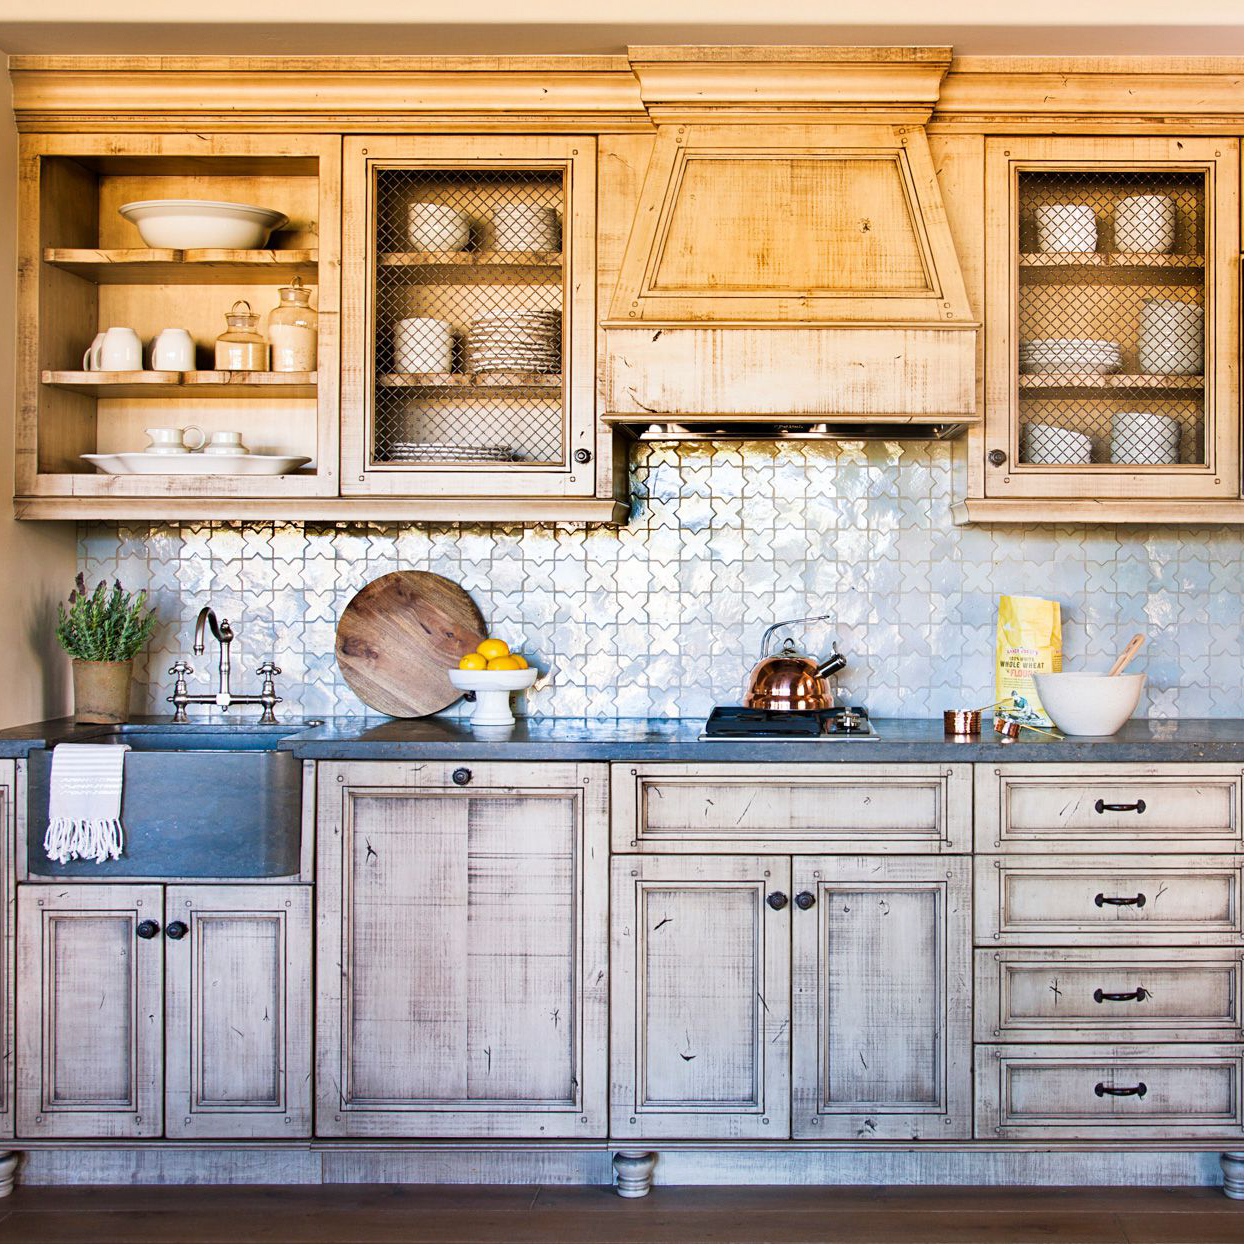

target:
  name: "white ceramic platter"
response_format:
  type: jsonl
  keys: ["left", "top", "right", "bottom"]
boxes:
{"left": 83, "top": 453, "right": 311, "bottom": 476}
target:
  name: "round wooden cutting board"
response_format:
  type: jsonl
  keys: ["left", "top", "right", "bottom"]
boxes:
{"left": 335, "top": 571, "right": 487, "bottom": 718}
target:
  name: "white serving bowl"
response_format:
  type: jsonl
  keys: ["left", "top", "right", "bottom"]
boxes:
{"left": 1032, "top": 672, "right": 1145, "bottom": 736}
{"left": 118, "top": 199, "right": 288, "bottom": 249}
{"left": 448, "top": 667, "right": 539, "bottom": 727}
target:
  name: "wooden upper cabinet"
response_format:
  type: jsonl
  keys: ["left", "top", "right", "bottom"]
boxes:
{"left": 959, "top": 135, "right": 1242, "bottom": 520}
{"left": 316, "top": 760, "right": 608, "bottom": 1138}
{"left": 340, "top": 136, "right": 605, "bottom": 503}
{"left": 609, "top": 123, "right": 971, "bottom": 325}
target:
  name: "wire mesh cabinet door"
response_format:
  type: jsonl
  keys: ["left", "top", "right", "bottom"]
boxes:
{"left": 983, "top": 136, "right": 1240, "bottom": 501}
{"left": 342, "top": 136, "right": 598, "bottom": 500}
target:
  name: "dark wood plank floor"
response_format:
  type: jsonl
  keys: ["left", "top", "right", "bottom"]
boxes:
{"left": 0, "top": 1184, "right": 1239, "bottom": 1243}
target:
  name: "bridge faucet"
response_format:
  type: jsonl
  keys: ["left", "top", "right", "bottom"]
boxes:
{"left": 168, "top": 604, "right": 282, "bottom": 724}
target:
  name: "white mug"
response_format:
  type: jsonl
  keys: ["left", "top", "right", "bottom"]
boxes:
{"left": 84, "top": 326, "right": 142, "bottom": 372}
{"left": 203, "top": 430, "right": 248, "bottom": 457}
{"left": 151, "top": 327, "right": 196, "bottom": 371}
{"left": 145, "top": 425, "right": 206, "bottom": 455}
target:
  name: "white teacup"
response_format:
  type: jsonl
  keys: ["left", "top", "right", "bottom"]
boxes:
{"left": 203, "top": 430, "right": 248, "bottom": 456}
{"left": 393, "top": 316, "right": 454, "bottom": 373}
{"left": 84, "top": 326, "right": 142, "bottom": 371}
{"left": 145, "top": 425, "right": 205, "bottom": 455}
{"left": 151, "top": 327, "right": 196, "bottom": 371}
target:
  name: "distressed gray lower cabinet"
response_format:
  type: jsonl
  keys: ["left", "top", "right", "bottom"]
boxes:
{"left": 16, "top": 883, "right": 311, "bottom": 1140}
{"left": 609, "top": 764, "right": 974, "bottom": 1145}
{"left": 315, "top": 760, "right": 609, "bottom": 1137}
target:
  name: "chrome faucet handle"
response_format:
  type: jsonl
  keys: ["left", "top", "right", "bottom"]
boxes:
{"left": 256, "top": 660, "right": 281, "bottom": 676}
{"left": 168, "top": 660, "right": 194, "bottom": 677}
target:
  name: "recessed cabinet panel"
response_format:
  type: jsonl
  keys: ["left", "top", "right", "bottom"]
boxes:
{"left": 316, "top": 760, "right": 607, "bottom": 1137}
{"left": 610, "top": 855, "right": 791, "bottom": 1140}
{"left": 17, "top": 884, "right": 163, "bottom": 1138}
{"left": 791, "top": 857, "right": 971, "bottom": 1139}
{"left": 165, "top": 885, "right": 311, "bottom": 1139}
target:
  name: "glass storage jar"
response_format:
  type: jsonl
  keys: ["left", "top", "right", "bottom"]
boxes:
{"left": 214, "top": 300, "right": 269, "bottom": 371}
{"left": 267, "top": 277, "right": 318, "bottom": 372}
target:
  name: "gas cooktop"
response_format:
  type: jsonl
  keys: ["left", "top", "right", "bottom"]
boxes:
{"left": 700, "top": 705, "right": 879, "bottom": 740}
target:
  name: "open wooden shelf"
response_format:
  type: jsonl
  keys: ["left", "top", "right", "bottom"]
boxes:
{"left": 43, "top": 247, "right": 319, "bottom": 284}
{"left": 1020, "top": 251, "right": 1204, "bottom": 268}
{"left": 42, "top": 370, "right": 318, "bottom": 398}
{"left": 1019, "top": 372, "right": 1204, "bottom": 394}
{"left": 378, "top": 371, "right": 561, "bottom": 392}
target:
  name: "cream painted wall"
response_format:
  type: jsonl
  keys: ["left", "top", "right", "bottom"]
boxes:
{"left": 0, "top": 57, "right": 75, "bottom": 727}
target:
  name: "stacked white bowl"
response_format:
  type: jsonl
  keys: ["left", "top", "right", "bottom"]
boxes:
{"left": 493, "top": 204, "right": 560, "bottom": 252}
{"left": 1114, "top": 194, "right": 1177, "bottom": 252}
{"left": 393, "top": 316, "right": 455, "bottom": 373}
{"left": 408, "top": 203, "right": 471, "bottom": 251}
{"left": 1019, "top": 338, "right": 1123, "bottom": 374}
{"left": 1021, "top": 423, "right": 1094, "bottom": 465}
{"left": 1035, "top": 203, "right": 1098, "bottom": 252}
{"left": 1111, "top": 410, "right": 1180, "bottom": 464}
{"left": 1137, "top": 299, "right": 1203, "bottom": 374}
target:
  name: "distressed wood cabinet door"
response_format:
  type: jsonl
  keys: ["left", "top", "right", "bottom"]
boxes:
{"left": 165, "top": 885, "right": 312, "bottom": 1139}
{"left": 0, "top": 763, "right": 13, "bottom": 1140}
{"left": 317, "top": 760, "right": 608, "bottom": 1137}
{"left": 791, "top": 856, "right": 972, "bottom": 1139}
{"left": 610, "top": 855, "right": 792, "bottom": 1140}
{"left": 17, "top": 883, "right": 163, "bottom": 1138}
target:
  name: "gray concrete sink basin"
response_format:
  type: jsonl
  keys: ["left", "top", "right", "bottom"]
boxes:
{"left": 26, "top": 723, "right": 305, "bottom": 878}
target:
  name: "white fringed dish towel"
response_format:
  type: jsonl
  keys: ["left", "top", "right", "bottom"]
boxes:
{"left": 44, "top": 743, "right": 130, "bottom": 864}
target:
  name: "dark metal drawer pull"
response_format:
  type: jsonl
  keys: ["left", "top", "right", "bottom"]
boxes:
{"left": 1095, "top": 892, "right": 1147, "bottom": 908}
{"left": 1095, "top": 1082, "right": 1148, "bottom": 1098}
{"left": 1094, "top": 799, "right": 1146, "bottom": 814}
{"left": 135, "top": 919, "right": 160, "bottom": 940}
{"left": 794, "top": 891, "right": 817, "bottom": 911}
{"left": 1093, "top": 987, "right": 1148, "bottom": 1004}
{"left": 766, "top": 891, "right": 788, "bottom": 911}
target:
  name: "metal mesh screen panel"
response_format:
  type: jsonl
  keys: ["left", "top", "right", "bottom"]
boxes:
{"left": 1016, "top": 169, "right": 1206, "bottom": 467}
{"left": 372, "top": 167, "right": 566, "bottom": 467}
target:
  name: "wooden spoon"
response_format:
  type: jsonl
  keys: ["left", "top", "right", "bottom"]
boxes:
{"left": 1107, "top": 633, "right": 1145, "bottom": 677}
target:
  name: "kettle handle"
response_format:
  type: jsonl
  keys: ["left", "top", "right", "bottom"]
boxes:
{"left": 759, "top": 614, "right": 836, "bottom": 659}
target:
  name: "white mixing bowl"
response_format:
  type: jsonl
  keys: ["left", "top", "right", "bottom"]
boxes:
{"left": 119, "top": 199, "right": 288, "bottom": 249}
{"left": 1032, "top": 672, "right": 1145, "bottom": 736}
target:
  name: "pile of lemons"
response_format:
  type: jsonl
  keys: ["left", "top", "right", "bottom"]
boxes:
{"left": 458, "top": 637, "right": 529, "bottom": 673}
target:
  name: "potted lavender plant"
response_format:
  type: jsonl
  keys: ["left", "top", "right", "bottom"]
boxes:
{"left": 56, "top": 574, "right": 157, "bottom": 723}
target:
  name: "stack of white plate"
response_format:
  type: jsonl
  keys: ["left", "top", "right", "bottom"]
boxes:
{"left": 1035, "top": 203, "right": 1098, "bottom": 252}
{"left": 493, "top": 203, "right": 560, "bottom": 251}
{"left": 1138, "top": 299, "right": 1203, "bottom": 374}
{"left": 1111, "top": 411, "right": 1180, "bottom": 464}
{"left": 1114, "top": 194, "right": 1177, "bottom": 252}
{"left": 466, "top": 310, "right": 561, "bottom": 373}
{"left": 1022, "top": 423, "right": 1094, "bottom": 465}
{"left": 1019, "top": 338, "right": 1123, "bottom": 374}
{"left": 384, "top": 441, "right": 518, "bottom": 463}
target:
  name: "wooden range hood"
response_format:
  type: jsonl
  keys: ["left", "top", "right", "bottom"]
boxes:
{"left": 602, "top": 46, "right": 978, "bottom": 440}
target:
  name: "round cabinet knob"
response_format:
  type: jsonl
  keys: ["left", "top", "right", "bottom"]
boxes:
{"left": 451, "top": 767, "right": 472, "bottom": 787}
{"left": 574, "top": 449, "right": 593, "bottom": 464}
{"left": 164, "top": 921, "right": 189, "bottom": 941}
{"left": 794, "top": 891, "right": 817, "bottom": 910}
{"left": 988, "top": 449, "right": 1007, "bottom": 467}
{"left": 766, "top": 891, "right": 789, "bottom": 911}
{"left": 135, "top": 920, "right": 160, "bottom": 940}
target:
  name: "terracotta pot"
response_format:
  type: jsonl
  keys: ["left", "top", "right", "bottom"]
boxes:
{"left": 71, "top": 659, "right": 134, "bottom": 724}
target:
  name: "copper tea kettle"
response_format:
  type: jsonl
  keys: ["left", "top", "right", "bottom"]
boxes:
{"left": 742, "top": 615, "right": 847, "bottom": 711}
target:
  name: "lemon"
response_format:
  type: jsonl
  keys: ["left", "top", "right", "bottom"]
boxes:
{"left": 458, "top": 652, "right": 487, "bottom": 670}
{"left": 486, "top": 656, "right": 520, "bottom": 671}
{"left": 477, "top": 637, "right": 510, "bottom": 660}
{"left": 509, "top": 653, "right": 528, "bottom": 669}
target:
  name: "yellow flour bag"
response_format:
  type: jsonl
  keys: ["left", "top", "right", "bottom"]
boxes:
{"left": 996, "top": 595, "right": 1062, "bottom": 726}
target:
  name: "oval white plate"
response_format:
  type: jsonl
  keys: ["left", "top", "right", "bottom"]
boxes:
{"left": 83, "top": 453, "right": 311, "bottom": 476}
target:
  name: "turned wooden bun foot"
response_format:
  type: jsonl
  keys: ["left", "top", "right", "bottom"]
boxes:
{"left": 0, "top": 1152, "right": 20, "bottom": 1197}
{"left": 613, "top": 1149, "right": 656, "bottom": 1198}
{"left": 1221, "top": 1152, "right": 1244, "bottom": 1199}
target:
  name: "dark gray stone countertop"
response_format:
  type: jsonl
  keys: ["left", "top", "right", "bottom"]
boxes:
{"left": 4, "top": 715, "right": 1244, "bottom": 764}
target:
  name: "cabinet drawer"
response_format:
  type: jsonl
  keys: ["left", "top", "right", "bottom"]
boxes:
{"left": 975, "top": 1044, "right": 1244, "bottom": 1139}
{"left": 976, "top": 764, "right": 1243, "bottom": 853}
{"left": 976, "top": 856, "right": 1244, "bottom": 945}
{"left": 974, "top": 948, "right": 1244, "bottom": 1043}
{"left": 611, "top": 764, "right": 971, "bottom": 853}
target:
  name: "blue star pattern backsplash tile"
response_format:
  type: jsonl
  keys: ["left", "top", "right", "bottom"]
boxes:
{"left": 78, "top": 440, "right": 1244, "bottom": 720}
